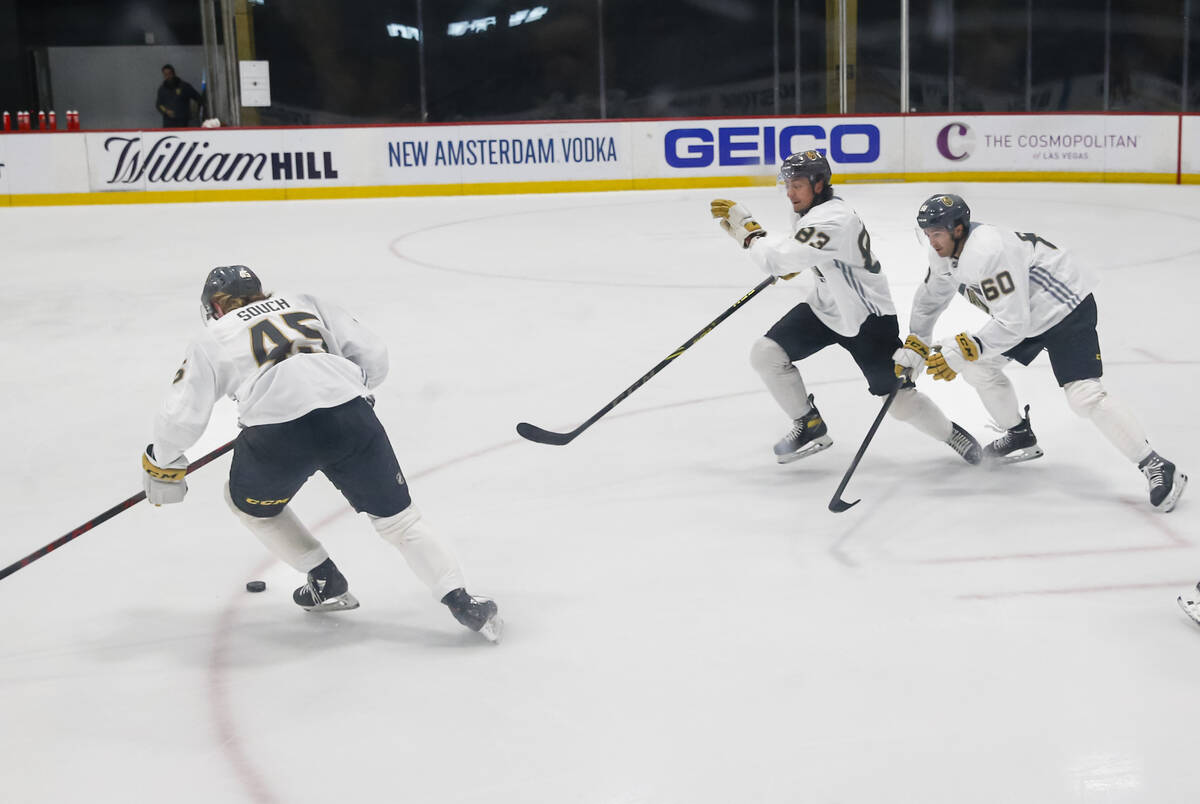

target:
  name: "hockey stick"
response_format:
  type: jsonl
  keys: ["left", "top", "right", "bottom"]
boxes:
{"left": 828, "top": 381, "right": 904, "bottom": 513}
{"left": 0, "top": 439, "right": 236, "bottom": 582}
{"left": 517, "top": 275, "right": 778, "bottom": 446}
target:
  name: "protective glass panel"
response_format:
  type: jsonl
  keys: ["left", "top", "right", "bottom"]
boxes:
{"left": 1109, "top": 0, "right": 1184, "bottom": 112}
{"left": 248, "top": 0, "right": 424, "bottom": 124}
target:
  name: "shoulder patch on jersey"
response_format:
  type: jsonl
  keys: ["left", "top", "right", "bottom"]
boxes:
{"left": 172, "top": 359, "right": 187, "bottom": 384}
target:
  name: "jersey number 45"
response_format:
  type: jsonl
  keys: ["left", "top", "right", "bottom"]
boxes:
{"left": 250, "top": 313, "right": 330, "bottom": 367}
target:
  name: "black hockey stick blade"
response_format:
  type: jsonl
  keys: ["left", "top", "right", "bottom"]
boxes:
{"left": 828, "top": 495, "right": 861, "bottom": 513}
{"left": 516, "top": 421, "right": 577, "bottom": 446}
{"left": 827, "top": 382, "right": 903, "bottom": 514}
{"left": 515, "top": 276, "right": 779, "bottom": 449}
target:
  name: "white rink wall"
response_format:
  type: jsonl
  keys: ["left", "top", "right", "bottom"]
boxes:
{"left": 2, "top": 113, "right": 1199, "bottom": 205}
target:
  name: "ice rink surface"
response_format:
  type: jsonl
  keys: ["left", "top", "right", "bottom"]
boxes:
{"left": 2, "top": 181, "right": 1199, "bottom": 803}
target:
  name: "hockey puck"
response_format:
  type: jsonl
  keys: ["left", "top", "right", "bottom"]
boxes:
{"left": 245, "top": 580, "right": 267, "bottom": 593}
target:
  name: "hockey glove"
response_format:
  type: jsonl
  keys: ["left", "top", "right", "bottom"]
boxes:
{"left": 925, "top": 332, "right": 981, "bottom": 382}
{"left": 142, "top": 444, "right": 188, "bottom": 506}
{"left": 711, "top": 199, "right": 767, "bottom": 248}
{"left": 893, "top": 334, "right": 931, "bottom": 378}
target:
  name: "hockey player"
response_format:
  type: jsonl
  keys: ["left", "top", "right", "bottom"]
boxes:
{"left": 710, "top": 150, "right": 982, "bottom": 466}
{"left": 901, "top": 193, "right": 1185, "bottom": 512}
{"left": 141, "top": 265, "right": 502, "bottom": 641}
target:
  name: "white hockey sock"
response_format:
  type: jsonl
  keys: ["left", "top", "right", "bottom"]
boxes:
{"left": 223, "top": 484, "right": 328, "bottom": 572}
{"left": 749, "top": 336, "right": 811, "bottom": 419}
{"left": 960, "top": 358, "right": 1022, "bottom": 430}
{"left": 888, "top": 386, "right": 953, "bottom": 441}
{"left": 372, "top": 505, "right": 467, "bottom": 601}
{"left": 1064, "top": 379, "right": 1153, "bottom": 463}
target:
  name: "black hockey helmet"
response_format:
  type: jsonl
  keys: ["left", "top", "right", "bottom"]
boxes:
{"left": 779, "top": 150, "right": 834, "bottom": 205}
{"left": 780, "top": 150, "right": 833, "bottom": 186}
{"left": 201, "top": 264, "right": 262, "bottom": 320}
{"left": 916, "top": 193, "right": 971, "bottom": 232}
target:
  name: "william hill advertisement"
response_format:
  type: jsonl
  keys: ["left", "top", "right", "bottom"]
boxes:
{"left": 85, "top": 131, "right": 341, "bottom": 191}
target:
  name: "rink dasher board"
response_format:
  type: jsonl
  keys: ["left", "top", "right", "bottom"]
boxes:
{"left": 0, "top": 113, "right": 1189, "bottom": 207}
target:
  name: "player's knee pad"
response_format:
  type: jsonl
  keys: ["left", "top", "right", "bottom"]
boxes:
{"left": 1064, "top": 378, "right": 1107, "bottom": 418}
{"left": 888, "top": 386, "right": 919, "bottom": 420}
{"left": 223, "top": 483, "right": 326, "bottom": 570}
{"left": 224, "top": 482, "right": 269, "bottom": 520}
{"left": 749, "top": 337, "right": 792, "bottom": 377}
{"left": 957, "top": 358, "right": 1008, "bottom": 389}
{"left": 371, "top": 504, "right": 422, "bottom": 547}
{"left": 371, "top": 504, "right": 465, "bottom": 599}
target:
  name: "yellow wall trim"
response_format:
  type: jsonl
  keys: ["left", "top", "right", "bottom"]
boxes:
{"left": 3, "top": 171, "right": 1182, "bottom": 207}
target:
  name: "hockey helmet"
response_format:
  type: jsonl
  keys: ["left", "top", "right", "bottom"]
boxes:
{"left": 779, "top": 150, "right": 833, "bottom": 190}
{"left": 916, "top": 193, "right": 971, "bottom": 233}
{"left": 201, "top": 264, "right": 262, "bottom": 320}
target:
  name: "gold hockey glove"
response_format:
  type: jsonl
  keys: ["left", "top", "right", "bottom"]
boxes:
{"left": 711, "top": 199, "right": 767, "bottom": 248}
{"left": 893, "top": 334, "right": 930, "bottom": 378}
{"left": 142, "top": 445, "right": 189, "bottom": 506}
{"left": 925, "top": 333, "right": 981, "bottom": 382}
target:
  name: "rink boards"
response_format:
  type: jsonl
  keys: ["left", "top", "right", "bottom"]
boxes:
{"left": 2, "top": 113, "right": 1200, "bottom": 206}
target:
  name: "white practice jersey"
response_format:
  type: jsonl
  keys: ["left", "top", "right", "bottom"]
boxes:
{"left": 909, "top": 223, "right": 1097, "bottom": 355}
{"left": 747, "top": 196, "right": 896, "bottom": 337}
{"left": 151, "top": 292, "right": 388, "bottom": 464}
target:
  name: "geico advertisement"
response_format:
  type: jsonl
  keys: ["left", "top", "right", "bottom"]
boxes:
{"left": 906, "top": 115, "right": 1178, "bottom": 175}
{"left": 378, "top": 122, "right": 630, "bottom": 183}
{"left": 637, "top": 118, "right": 904, "bottom": 177}
{"left": 82, "top": 129, "right": 349, "bottom": 191}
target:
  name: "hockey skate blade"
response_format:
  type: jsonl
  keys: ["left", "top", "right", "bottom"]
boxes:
{"left": 776, "top": 435, "right": 833, "bottom": 464}
{"left": 516, "top": 422, "right": 575, "bottom": 446}
{"left": 1155, "top": 471, "right": 1188, "bottom": 514}
{"left": 1177, "top": 592, "right": 1200, "bottom": 627}
{"left": 477, "top": 615, "right": 503, "bottom": 644}
{"left": 983, "top": 446, "right": 1044, "bottom": 466}
{"left": 300, "top": 591, "right": 361, "bottom": 613}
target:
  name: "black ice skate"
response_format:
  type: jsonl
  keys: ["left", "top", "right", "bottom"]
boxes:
{"left": 946, "top": 422, "right": 983, "bottom": 465}
{"left": 774, "top": 394, "right": 833, "bottom": 464}
{"left": 1177, "top": 582, "right": 1200, "bottom": 626}
{"left": 293, "top": 557, "right": 360, "bottom": 612}
{"left": 1138, "top": 451, "right": 1187, "bottom": 513}
{"left": 442, "top": 587, "right": 503, "bottom": 643}
{"left": 983, "top": 405, "right": 1044, "bottom": 465}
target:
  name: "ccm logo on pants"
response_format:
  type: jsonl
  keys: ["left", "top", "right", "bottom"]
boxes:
{"left": 245, "top": 497, "right": 291, "bottom": 506}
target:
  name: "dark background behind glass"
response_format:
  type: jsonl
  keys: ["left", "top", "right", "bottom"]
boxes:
{"left": 0, "top": 0, "right": 1194, "bottom": 125}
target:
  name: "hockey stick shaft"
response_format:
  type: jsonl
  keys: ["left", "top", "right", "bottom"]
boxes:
{"left": 517, "top": 275, "right": 778, "bottom": 445}
{"left": 0, "top": 439, "right": 236, "bottom": 582}
{"left": 828, "top": 383, "right": 902, "bottom": 513}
